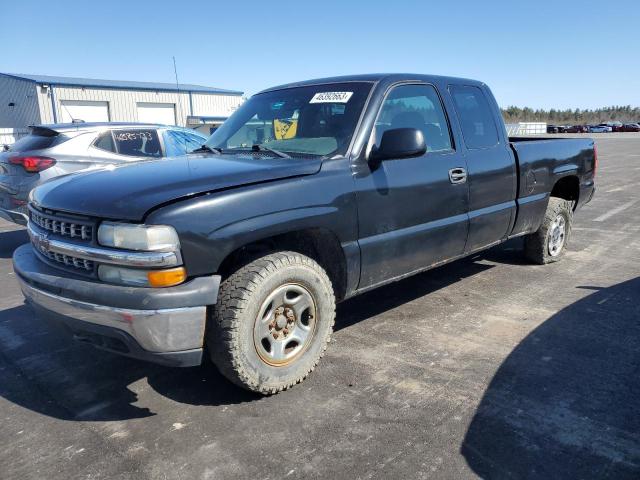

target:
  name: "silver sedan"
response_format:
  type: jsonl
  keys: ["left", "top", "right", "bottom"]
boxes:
{"left": 0, "top": 122, "right": 207, "bottom": 224}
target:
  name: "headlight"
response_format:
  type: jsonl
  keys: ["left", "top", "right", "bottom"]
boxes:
{"left": 97, "top": 222, "right": 180, "bottom": 252}
{"left": 98, "top": 265, "right": 186, "bottom": 288}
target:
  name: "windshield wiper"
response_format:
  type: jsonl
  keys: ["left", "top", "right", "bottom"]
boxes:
{"left": 252, "top": 144, "right": 290, "bottom": 159}
{"left": 191, "top": 145, "right": 222, "bottom": 155}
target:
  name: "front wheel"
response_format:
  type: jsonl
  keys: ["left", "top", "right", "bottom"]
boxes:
{"left": 208, "top": 251, "right": 336, "bottom": 394}
{"left": 524, "top": 197, "right": 573, "bottom": 264}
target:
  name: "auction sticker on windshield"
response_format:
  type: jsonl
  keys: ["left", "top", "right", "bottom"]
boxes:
{"left": 310, "top": 92, "right": 353, "bottom": 103}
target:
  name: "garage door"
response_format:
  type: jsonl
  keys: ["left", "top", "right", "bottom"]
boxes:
{"left": 137, "top": 103, "right": 176, "bottom": 125}
{"left": 60, "top": 100, "right": 110, "bottom": 123}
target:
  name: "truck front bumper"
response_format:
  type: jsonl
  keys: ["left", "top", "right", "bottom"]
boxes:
{"left": 13, "top": 244, "right": 220, "bottom": 367}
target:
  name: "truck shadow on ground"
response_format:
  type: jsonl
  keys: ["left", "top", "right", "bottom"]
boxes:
{"left": 335, "top": 237, "right": 536, "bottom": 330}
{"left": 335, "top": 255, "right": 495, "bottom": 331}
{"left": 0, "top": 228, "right": 28, "bottom": 259}
{"left": 0, "top": 302, "right": 257, "bottom": 420}
{"left": 461, "top": 276, "right": 640, "bottom": 479}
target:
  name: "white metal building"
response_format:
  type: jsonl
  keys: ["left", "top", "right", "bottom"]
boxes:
{"left": 0, "top": 73, "right": 244, "bottom": 135}
{"left": 505, "top": 122, "right": 547, "bottom": 136}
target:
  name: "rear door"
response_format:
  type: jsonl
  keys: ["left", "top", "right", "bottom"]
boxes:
{"left": 448, "top": 84, "right": 517, "bottom": 253}
{"left": 354, "top": 83, "right": 470, "bottom": 288}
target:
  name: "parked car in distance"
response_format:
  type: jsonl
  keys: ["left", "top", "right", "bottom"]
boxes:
{"left": 547, "top": 124, "right": 559, "bottom": 133}
{"left": 589, "top": 125, "right": 611, "bottom": 133}
{"left": 607, "top": 122, "right": 624, "bottom": 132}
{"left": 622, "top": 123, "right": 640, "bottom": 132}
{"left": 564, "top": 125, "right": 588, "bottom": 133}
{"left": 0, "top": 123, "right": 207, "bottom": 224}
{"left": 15, "top": 73, "right": 597, "bottom": 394}
{"left": 598, "top": 124, "right": 615, "bottom": 132}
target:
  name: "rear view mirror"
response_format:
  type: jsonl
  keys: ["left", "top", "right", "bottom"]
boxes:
{"left": 369, "top": 128, "right": 426, "bottom": 168}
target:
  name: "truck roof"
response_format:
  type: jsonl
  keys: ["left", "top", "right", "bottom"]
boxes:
{"left": 259, "top": 73, "right": 484, "bottom": 94}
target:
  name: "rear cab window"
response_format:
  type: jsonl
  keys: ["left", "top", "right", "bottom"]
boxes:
{"left": 449, "top": 85, "right": 499, "bottom": 149}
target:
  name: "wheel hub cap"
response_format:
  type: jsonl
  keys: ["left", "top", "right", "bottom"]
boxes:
{"left": 548, "top": 214, "right": 566, "bottom": 257}
{"left": 275, "top": 314, "right": 288, "bottom": 330}
{"left": 254, "top": 284, "right": 317, "bottom": 366}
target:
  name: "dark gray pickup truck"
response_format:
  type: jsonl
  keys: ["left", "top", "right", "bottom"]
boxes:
{"left": 13, "top": 74, "right": 596, "bottom": 394}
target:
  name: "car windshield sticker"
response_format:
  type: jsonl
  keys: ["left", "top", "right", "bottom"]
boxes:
{"left": 309, "top": 92, "right": 353, "bottom": 104}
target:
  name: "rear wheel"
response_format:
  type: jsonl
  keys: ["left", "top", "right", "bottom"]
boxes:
{"left": 208, "top": 251, "right": 335, "bottom": 394}
{"left": 524, "top": 197, "right": 573, "bottom": 264}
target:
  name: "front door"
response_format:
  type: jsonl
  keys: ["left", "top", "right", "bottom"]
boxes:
{"left": 354, "top": 83, "right": 470, "bottom": 289}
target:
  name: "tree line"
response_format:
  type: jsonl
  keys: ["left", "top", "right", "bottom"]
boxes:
{"left": 501, "top": 106, "right": 640, "bottom": 124}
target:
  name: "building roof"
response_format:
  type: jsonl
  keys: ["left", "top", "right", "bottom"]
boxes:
{"left": 1, "top": 73, "right": 243, "bottom": 96}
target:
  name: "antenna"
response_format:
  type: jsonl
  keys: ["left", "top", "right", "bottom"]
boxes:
{"left": 173, "top": 56, "right": 188, "bottom": 154}
{"left": 60, "top": 101, "right": 79, "bottom": 124}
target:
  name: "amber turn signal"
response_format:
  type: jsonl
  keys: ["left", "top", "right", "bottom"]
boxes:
{"left": 147, "top": 267, "right": 187, "bottom": 287}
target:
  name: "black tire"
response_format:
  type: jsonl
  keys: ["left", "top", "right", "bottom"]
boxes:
{"left": 524, "top": 197, "right": 573, "bottom": 265}
{"left": 208, "top": 251, "right": 335, "bottom": 394}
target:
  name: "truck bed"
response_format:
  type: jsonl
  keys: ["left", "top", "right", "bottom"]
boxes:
{"left": 508, "top": 136, "right": 596, "bottom": 236}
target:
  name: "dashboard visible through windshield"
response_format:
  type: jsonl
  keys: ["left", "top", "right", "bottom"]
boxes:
{"left": 205, "top": 82, "right": 373, "bottom": 158}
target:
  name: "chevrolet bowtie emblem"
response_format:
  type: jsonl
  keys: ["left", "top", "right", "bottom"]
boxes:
{"left": 33, "top": 231, "right": 50, "bottom": 252}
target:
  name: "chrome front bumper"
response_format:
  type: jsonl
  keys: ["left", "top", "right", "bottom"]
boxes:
{"left": 18, "top": 278, "right": 207, "bottom": 353}
{"left": 13, "top": 243, "right": 220, "bottom": 367}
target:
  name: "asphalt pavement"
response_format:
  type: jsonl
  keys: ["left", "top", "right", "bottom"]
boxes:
{"left": 1, "top": 136, "right": 639, "bottom": 479}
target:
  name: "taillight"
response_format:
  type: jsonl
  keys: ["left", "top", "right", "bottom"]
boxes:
{"left": 9, "top": 156, "right": 56, "bottom": 173}
{"left": 593, "top": 144, "right": 598, "bottom": 178}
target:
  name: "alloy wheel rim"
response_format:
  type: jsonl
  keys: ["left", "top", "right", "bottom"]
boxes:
{"left": 253, "top": 283, "right": 317, "bottom": 366}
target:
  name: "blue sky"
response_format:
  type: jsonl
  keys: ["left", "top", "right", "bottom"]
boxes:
{"left": 2, "top": 0, "right": 638, "bottom": 109}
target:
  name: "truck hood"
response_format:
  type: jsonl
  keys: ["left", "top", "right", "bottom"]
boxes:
{"left": 31, "top": 153, "right": 322, "bottom": 221}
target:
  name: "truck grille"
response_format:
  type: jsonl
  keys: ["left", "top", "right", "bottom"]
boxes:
{"left": 28, "top": 203, "right": 98, "bottom": 275}
{"left": 29, "top": 206, "right": 94, "bottom": 241}
{"left": 38, "top": 248, "right": 95, "bottom": 272}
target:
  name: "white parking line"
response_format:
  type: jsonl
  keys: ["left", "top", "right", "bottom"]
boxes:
{"left": 593, "top": 200, "right": 639, "bottom": 222}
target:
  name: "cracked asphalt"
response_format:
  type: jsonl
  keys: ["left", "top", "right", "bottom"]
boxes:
{"left": 1, "top": 135, "right": 639, "bottom": 479}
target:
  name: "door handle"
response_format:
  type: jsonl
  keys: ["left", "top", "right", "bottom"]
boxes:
{"left": 449, "top": 167, "right": 467, "bottom": 184}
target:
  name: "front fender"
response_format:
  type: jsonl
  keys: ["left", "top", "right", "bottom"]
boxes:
{"left": 146, "top": 158, "right": 358, "bottom": 277}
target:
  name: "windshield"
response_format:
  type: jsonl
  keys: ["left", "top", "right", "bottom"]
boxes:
{"left": 206, "top": 82, "right": 372, "bottom": 158}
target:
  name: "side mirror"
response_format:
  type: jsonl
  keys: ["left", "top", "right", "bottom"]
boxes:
{"left": 369, "top": 128, "right": 426, "bottom": 168}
